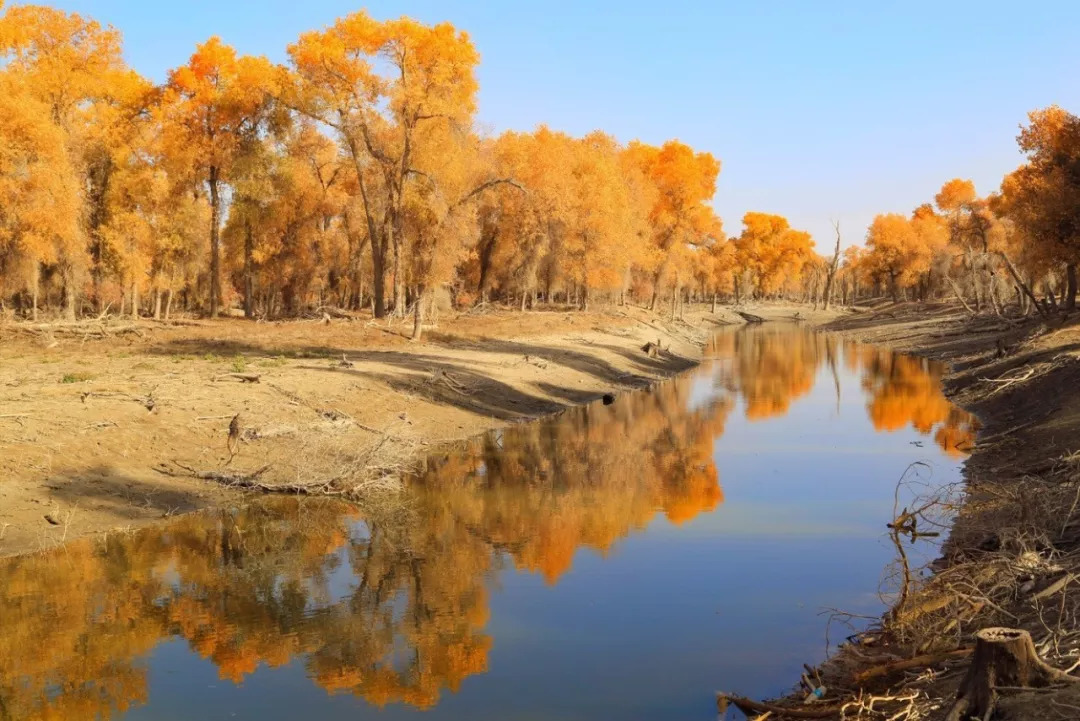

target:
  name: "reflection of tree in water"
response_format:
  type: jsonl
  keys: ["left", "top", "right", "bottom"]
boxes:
{"left": 416, "top": 373, "right": 731, "bottom": 582}
{"left": 849, "top": 344, "right": 979, "bottom": 456}
{"left": 709, "top": 328, "right": 977, "bottom": 455}
{"left": 0, "top": 374, "right": 731, "bottom": 719}
{"left": 712, "top": 327, "right": 825, "bottom": 420}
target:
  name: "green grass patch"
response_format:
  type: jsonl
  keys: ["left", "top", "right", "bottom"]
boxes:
{"left": 60, "top": 372, "right": 95, "bottom": 384}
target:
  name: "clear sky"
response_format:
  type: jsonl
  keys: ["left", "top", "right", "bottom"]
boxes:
{"left": 47, "top": 0, "right": 1080, "bottom": 251}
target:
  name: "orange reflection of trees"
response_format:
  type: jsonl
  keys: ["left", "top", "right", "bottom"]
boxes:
{"left": 713, "top": 327, "right": 825, "bottom": 420}
{"left": 852, "top": 344, "right": 979, "bottom": 455}
{"left": 0, "top": 376, "right": 731, "bottom": 717}
{"left": 415, "top": 375, "right": 729, "bottom": 584}
{"left": 710, "top": 328, "right": 977, "bottom": 456}
{"left": 0, "top": 499, "right": 493, "bottom": 718}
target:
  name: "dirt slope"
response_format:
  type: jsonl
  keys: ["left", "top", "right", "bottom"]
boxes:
{"left": 0, "top": 305, "right": 738, "bottom": 556}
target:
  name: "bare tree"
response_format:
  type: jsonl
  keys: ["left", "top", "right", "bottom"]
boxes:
{"left": 823, "top": 220, "right": 842, "bottom": 310}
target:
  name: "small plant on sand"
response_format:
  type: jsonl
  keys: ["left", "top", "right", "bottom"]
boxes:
{"left": 60, "top": 372, "right": 94, "bottom": 384}
{"left": 230, "top": 355, "right": 248, "bottom": 373}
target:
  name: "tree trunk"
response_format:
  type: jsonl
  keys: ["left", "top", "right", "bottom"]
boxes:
{"left": 411, "top": 289, "right": 425, "bottom": 340}
{"left": 30, "top": 264, "right": 39, "bottom": 322}
{"left": 392, "top": 235, "right": 404, "bottom": 317}
{"left": 945, "top": 274, "right": 977, "bottom": 315}
{"left": 243, "top": 219, "right": 254, "bottom": 319}
{"left": 1045, "top": 278, "right": 1059, "bottom": 311}
{"left": 946, "top": 628, "right": 1079, "bottom": 721}
{"left": 711, "top": 292, "right": 717, "bottom": 313}
{"left": 63, "top": 265, "right": 76, "bottom": 321}
{"left": 131, "top": 281, "right": 139, "bottom": 320}
{"left": 998, "top": 252, "right": 1047, "bottom": 319}
{"left": 824, "top": 222, "right": 841, "bottom": 310}
{"left": 153, "top": 288, "right": 162, "bottom": 320}
{"left": 670, "top": 290, "right": 676, "bottom": 320}
{"left": 370, "top": 239, "right": 386, "bottom": 318}
{"left": 1067, "top": 263, "right": 1078, "bottom": 311}
{"left": 164, "top": 289, "right": 173, "bottom": 320}
{"left": 208, "top": 165, "right": 222, "bottom": 318}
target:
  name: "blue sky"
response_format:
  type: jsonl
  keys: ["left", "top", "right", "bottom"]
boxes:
{"left": 48, "top": 0, "right": 1080, "bottom": 250}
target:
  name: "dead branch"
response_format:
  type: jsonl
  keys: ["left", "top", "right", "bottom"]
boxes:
{"left": 853, "top": 647, "right": 973, "bottom": 684}
{"left": 79, "top": 390, "right": 156, "bottom": 411}
{"left": 1032, "top": 574, "right": 1077, "bottom": 602}
{"left": 716, "top": 693, "right": 840, "bottom": 719}
{"left": 153, "top": 461, "right": 338, "bottom": 495}
{"left": 429, "top": 368, "right": 472, "bottom": 395}
{"left": 215, "top": 372, "right": 261, "bottom": 383}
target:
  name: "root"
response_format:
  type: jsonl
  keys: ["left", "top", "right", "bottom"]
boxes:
{"left": 429, "top": 368, "right": 473, "bottom": 395}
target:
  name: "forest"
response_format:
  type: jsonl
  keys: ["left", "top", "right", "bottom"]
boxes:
{"left": 4, "top": 3, "right": 1075, "bottom": 337}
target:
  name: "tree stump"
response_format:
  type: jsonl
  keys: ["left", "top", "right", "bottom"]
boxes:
{"left": 946, "top": 627, "right": 1079, "bottom": 721}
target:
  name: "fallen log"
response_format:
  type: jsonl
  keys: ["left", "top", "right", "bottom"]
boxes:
{"left": 215, "top": 372, "right": 261, "bottom": 383}
{"left": 316, "top": 306, "right": 355, "bottom": 320}
{"left": 153, "top": 461, "right": 339, "bottom": 495}
{"left": 945, "top": 628, "right": 1080, "bottom": 721}
{"left": 736, "top": 311, "right": 767, "bottom": 324}
{"left": 716, "top": 692, "right": 840, "bottom": 719}
{"left": 854, "top": 647, "right": 972, "bottom": 683}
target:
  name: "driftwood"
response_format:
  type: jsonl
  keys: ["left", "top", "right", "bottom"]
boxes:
{"left": 316, "top": 306, "right": 355, "bottom": 320}
{"left": 736, "top": 311, "right": 766, "bottom": 324}
{"left": 154, "top": 461, "right": 338, "bottom": 495}
{"left": 215, "top": 372, "right": 261, "bottom": 383}
{"left": 716, "top": 692, "right": 840, "bottom": 719}
{"left": 2, "top": 321, "right": 147, "bottom": 339}
{"left": 945, "top": 628, "right": 1080, "bottom": 721}
{"left": 853, "top": 647, "right": 972, "bottom": 683}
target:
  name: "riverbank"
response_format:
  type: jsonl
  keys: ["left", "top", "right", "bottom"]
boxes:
{"left": 728, "top": 302, "right": 1080, "bottom": 720}
{"left": 0, "top": 302, "right": 843, "bottom": 557}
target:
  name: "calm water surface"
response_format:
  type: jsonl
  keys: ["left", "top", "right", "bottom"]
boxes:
{"left": 0, "top": 326, "right": 978, "bottom": 720}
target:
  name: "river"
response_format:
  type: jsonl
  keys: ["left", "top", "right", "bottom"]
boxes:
{"left": 0, "top": 325, "right": 977, "bottom": 720}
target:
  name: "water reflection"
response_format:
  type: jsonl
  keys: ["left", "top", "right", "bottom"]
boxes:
{"left": 0, "top": 326, "right": 977, "bottom": 720}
